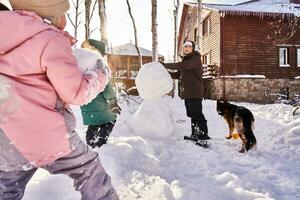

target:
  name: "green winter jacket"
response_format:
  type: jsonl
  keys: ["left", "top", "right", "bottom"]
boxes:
{"left": 80, "top": 82, "right": 117, "bottom": 125}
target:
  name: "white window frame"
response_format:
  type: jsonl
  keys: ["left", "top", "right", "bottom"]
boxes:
{"left": 279, "top": 48, "right": 290, "bottom": 67}
{"left": 203, "top": 52, "right": 211, "bottom": 65}
{"left": 297, "top": 48, "right": 300, "bottom": 67}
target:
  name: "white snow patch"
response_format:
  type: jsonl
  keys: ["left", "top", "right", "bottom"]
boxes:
{"left": 23, "top": 99, "right": 300, "bottom": 200}
{"left": 225, "top": 74, "right": 266, "bottom": 79}
{"left": 202, "top": 0, "right": 300, "bottom": 17}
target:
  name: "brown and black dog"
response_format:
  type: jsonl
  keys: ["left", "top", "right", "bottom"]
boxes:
{"left": 216, "top": 99, "right": 256, "bottom": 153}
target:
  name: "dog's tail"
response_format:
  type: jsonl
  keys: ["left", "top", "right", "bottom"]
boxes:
{"left": 237, "top": 108, "right": 256, "bottom": 151}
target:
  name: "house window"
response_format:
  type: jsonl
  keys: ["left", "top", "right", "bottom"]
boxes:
{"left": 203, "top": 17, "right": 210, "bottom": 36}
{"left": 194, "top": 28, "right": 198, "bottom": 42}
{"left": 202, "top": 53, "right": 210, "bottom": 65}
{"left": 297, "top": 48, "right": 300, "bottom": 67}
{"left": 279, "top": 48, "right": 289, "bottom": 67}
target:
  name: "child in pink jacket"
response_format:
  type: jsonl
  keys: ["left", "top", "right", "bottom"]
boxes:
{"left": 0, "top": 0, "right": 119, "bottom": 199}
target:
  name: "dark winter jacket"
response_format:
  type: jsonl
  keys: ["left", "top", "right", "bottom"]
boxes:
{"left": 163, "top": 51, "right": 203, "bottom": 99}
{"left": 80, "top": 82, "right": 117, "bottom": 126}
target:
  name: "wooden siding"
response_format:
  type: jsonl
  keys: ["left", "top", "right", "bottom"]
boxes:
{"left": 222, "top": 15, "right": 300, "bottom": 78}
{"left": 178, "top": 7, "right": 221, "bottom": 68}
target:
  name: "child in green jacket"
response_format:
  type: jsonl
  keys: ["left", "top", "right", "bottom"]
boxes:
{"left": 80, "top": 39, "right": 121, "bottom": 148}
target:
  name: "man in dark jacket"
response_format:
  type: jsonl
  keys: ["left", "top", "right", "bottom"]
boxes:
{"left": 163, "top": 40, "right": 210, "bottom": 141}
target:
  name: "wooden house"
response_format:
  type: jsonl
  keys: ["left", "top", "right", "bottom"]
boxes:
{"left": 178, "top": 0, "right": 300, "bottom": 78}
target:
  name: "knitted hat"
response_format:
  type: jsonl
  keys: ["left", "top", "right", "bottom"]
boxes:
{"left": 9, "top": 0, "right": 69, "bottom": 18}
{"left": 183, "top": 40, "right": 195, "bottom": 51}
{"left": 87, "top": 39, "right": 108, "bottom": 55}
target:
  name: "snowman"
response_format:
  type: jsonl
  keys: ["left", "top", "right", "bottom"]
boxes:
{"left": 131, "top": 62, "right": 175, "bottom": 139}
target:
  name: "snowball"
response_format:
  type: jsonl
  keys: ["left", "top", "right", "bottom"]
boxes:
{"left": 135, "top": 62, "right": 173, "bottom": 100}
{"left": 131, "top": 99, "right": 174, "bottom": 139}
{"left": 72, "top": 48, "right": 110, "bottom": 75}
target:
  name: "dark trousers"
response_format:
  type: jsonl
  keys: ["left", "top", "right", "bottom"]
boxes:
{"left": 86, "top": 121, "right": 116, "bottom": 148}
{"left": 184, "top": 99, "right": 209, "bottom": 139}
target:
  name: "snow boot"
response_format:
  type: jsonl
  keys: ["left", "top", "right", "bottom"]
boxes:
{"left": 191, "top": 119, "right": 210, "bottom": 140}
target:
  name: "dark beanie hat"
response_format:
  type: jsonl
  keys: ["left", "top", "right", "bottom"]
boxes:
{"left": 88, "top": 39, "right": 107, "bottom": 55}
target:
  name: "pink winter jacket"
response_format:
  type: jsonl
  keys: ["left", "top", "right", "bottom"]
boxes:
{"left": 0, "top": 10, "right": 107, "bottom": 169}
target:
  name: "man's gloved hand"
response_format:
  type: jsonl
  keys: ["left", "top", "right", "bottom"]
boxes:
{"left": 108, "top": 99, "right": 121, "bottom": 115}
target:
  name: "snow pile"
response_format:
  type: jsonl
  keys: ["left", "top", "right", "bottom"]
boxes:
{"left": 24, "top": 100, "right": 300, "bottom": 200}
{"left": 135, "top": 62, "right": 173, "bottom": 100}
{"left": 117, "top": 171, "right": 175, "bottom": 200}
{"left": 286, "top": 125, "right": 300, "bottom": 145}
{"left": 214, "top": 172, "right": 272, "bottom": 199}
{"left": 24, "top": 170, "right": 80, "bottom": 200}
{"left": 283, "top": 118, "right": 300, "bottom": 147}
{"left": 295, "top": 76, "right": 300, "bottom": 79}
{"left": 131, "top": 98, "right": 174, "bottom": 139}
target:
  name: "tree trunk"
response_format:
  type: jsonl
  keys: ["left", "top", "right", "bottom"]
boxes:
{"left": 74, "top": 0, "right": 79, "bottom": 38}
{"left": 197, "top": 0, "right": 203, "bottom": 53}
{"left": 173, "top": 0, "right": 180, "bottom": 62}
{"left": 85, "top": 0, "right": 92, "bottom": 40}
{"left": 98, "top": 0, "right": 108, "bottom": 44}
{"left": 151, "top": 0, "right": 158, "bottom": 61}
{"left": 66, "top": 0, "right": 82, "bottom": 39}
{"left": 126, "top": 0, "right": 142, "bottom": 68}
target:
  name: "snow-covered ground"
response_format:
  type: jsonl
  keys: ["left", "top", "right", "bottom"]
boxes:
{"left": 24, "top": 96, "right": 300, "bottom": 200}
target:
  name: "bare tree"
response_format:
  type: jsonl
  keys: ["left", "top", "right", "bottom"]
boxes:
{"left": 197, "top": 0, "right": 203, "bottom": 53}
{"left": 84, "top": 0, "right": 98, "bottom": 40}
{"left": 266, "top": 1, "right": 300, "bottom": 44}
{"left": 126, "top": 0, "right": 142, "bottom": 68}
{"left": 98, "top": 0, "right": 108, "bottom": 43}
{"left": 66, "top": 0, "right": 83, "bottom": 39}
{"left": 173, "top": 0, "right": 180, "bottom": 62}
{"left": 267, "top": 16, "right": 300, "bottom": 45}
{"left": 151, "top": 0, "right": 158, "bottom": 61}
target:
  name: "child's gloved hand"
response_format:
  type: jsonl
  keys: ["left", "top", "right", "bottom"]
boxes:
{"left": 96, "top": 59, "right": 111, "bottom": 79}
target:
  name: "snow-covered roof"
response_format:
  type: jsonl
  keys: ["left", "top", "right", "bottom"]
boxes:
{"left": 189, "top": 0, "right": 300, "bottom": 17}
{"left": 108, "top": 43, "right": 163, "bottom": 57}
